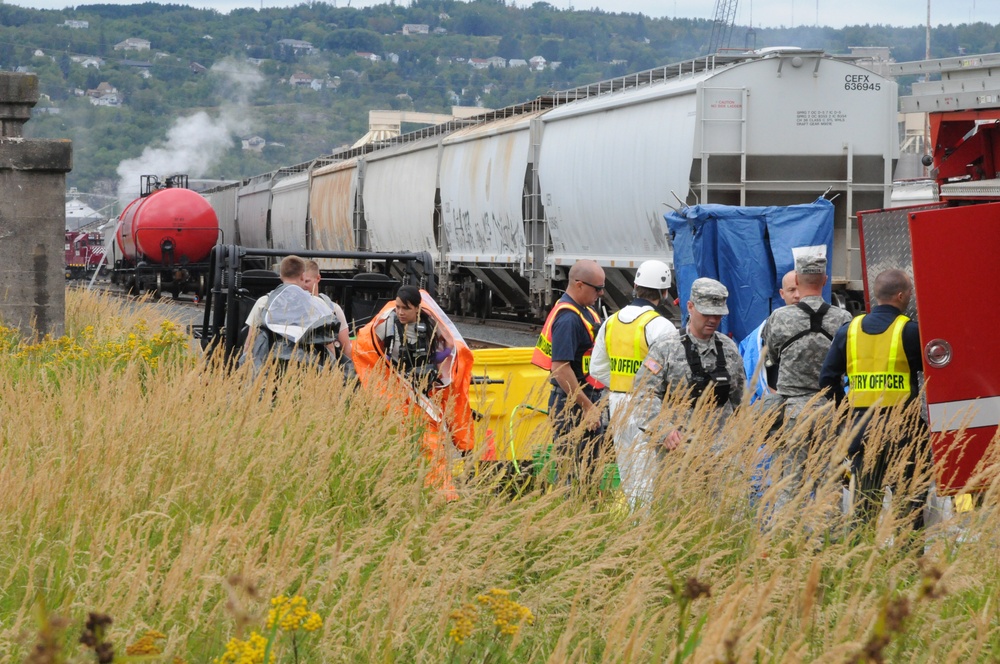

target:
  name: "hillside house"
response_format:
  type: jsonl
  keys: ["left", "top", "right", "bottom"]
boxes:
{"left": 355, "top": 52, "right": 381, "bottom": 62}
{"left": 114, "top": 38, "right": 151, "bottom": 52}
{"left": 469, "top": 58, "right": 490, "bottom": 70}
{"left": 529, "top": 55, "right": 547, "bottom": 71}
{"left": 402, "top": 24, "right": 429, "bottom": 35}
{"left": 289, "top": 72, "right": 313, "bottom": 87}
{"left": 485, "top": 56, "right": 506, "bottom": 68}
{"left": 277, "top": 39, "right": 315, "bottom": 55}
{"left": 71, "top": 55, "right": 104, "bottom": 69}
{"left": 62, "top": 19, "right": 89, "bottom": 28}
{"left": 242, "top": 136, "right": 265, "bottom": 152}
{"left": 508, "top": 58, "right": 527, "bottom": 68}
{"left": 87, "top": 82, "right": 121, "bottom": 107}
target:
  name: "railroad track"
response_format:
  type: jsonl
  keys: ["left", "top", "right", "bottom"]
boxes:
{"left": 449, "top": 315, "right": 540, "bottom": 333}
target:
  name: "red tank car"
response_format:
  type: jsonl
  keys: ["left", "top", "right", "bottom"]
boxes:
{"left": 116, "top": 186, "right": 218, "bottom": 266}
{"left": 111, "top": 175, "right": 219, "bottom": 299}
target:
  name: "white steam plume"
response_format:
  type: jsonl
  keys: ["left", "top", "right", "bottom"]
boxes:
{"left": 116, "top": 58, "right": 264, "bottom": 202}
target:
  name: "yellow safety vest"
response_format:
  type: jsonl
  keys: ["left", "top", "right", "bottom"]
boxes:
{"left": 604, "top": 309, "right": 661, "bottom": 392}
{"left": 846, "top": 314, "right": 912, "bottom": 408}
{"left": 532, "top": 300, "right": 604, "bottom": 389}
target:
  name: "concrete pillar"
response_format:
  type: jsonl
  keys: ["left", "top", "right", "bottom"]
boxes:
{"left": 0, "top": 72, "right": 72, "bottom": 339}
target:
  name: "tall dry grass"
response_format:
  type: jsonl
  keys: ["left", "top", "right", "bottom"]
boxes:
{"left": 1, "top": 289, "right": 999, "bottom": 662}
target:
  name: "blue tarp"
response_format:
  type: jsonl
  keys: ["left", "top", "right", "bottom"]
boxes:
{"left": 665, "top": 197, "right": 835, "bottom": 342}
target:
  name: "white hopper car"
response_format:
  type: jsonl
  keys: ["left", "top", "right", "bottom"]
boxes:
{"left": 202, "top": 48, "right": 898, "bottom": 319}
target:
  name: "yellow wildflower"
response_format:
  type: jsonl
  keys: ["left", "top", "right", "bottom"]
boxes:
{"left": 214, "top": 631, "right": 272, "bottom": 664}
{"left": 126, "top": 629, "right": 167, "bottom": 656}
{"left": 448, "top": 604, "right": 478, "bottom": 645}
{"left": 266, "top": 595, "right": 323, "bottom": 633}
{"left": 475, "top": 588, "right": 534, "bottom": 637}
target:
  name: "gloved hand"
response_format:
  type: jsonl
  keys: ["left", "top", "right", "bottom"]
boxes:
{"left": 432, "top": 348, "right": 453, "bottom": 364}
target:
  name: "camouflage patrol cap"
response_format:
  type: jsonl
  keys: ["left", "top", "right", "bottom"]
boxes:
{"left": 793, "top": 245, "right": 827, "bottom": 275}
{"left": 690, "top": 278, "right": 729, "bottom": 315}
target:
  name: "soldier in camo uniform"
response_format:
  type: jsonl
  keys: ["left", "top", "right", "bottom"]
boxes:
{"left": 760, "top": 246, "right": 852, "bottom": 515}
{"left": 631, "top": 278, "right": 744, "bottom": 461}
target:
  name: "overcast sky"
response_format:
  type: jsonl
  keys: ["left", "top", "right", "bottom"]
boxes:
{"left": 13, "top": 0, "right": 999, "bottom": 29}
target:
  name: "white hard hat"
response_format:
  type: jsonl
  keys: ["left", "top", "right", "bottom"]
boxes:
{"left": 634, "top": 260, "right": 671, "bottom": 289}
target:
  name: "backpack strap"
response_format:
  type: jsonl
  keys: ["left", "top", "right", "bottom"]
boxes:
{"left": 778, "top": 301, "right": 832, "bottom": 356}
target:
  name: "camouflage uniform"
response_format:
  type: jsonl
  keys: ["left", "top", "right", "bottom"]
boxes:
{"left": 632, "top": 331, "right": 745, "bottom": 444}
{"left": 761, "top": 294, "right": 852, "bottom": 422}
{"left": 631, "top": 278, "right": 745, "bottom": 462}
{"left": 760, "top": 249, "right": 853, "bottom": 524}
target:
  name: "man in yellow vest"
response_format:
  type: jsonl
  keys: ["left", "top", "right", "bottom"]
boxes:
{"left": 590, "top": 259, "right": 678, "bottom": 507}
{"left": 532, "top": 259, "right": 606, "bottom": 484}
{"left": 820, "top": 268, "right": 925, "bottom": 527}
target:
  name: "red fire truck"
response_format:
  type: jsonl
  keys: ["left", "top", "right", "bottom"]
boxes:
{"left": 859, "top": 52, "right": 1000, "bottom": 494}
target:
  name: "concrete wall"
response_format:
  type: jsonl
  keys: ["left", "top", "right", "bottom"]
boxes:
{"left": 0, "top": 73, "right": 72, "bottom": 339}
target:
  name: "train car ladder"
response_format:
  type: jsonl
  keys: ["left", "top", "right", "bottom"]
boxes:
{"left": 525, "top": 116, "right": 549, "bottom": 313}
{"left": 697, "top": 85, "right": 749, "bottom": 205}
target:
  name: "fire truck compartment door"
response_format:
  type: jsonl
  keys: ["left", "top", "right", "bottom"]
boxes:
{"left": 909, "top": 202, "right": 1000, "bottom": 493}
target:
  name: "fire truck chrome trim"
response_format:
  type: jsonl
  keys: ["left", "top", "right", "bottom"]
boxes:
{"left": 927, "top": 397, "right": 1000, "bottom": 433}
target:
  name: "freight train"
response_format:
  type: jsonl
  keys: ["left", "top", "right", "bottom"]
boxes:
{"left": 65, "top": 230, "right": 106, "bottom": 279}
{"left": 190, "top": 48, "right": 897, "bottom": 318}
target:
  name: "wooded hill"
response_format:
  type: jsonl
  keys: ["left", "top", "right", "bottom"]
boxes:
{"left": 7, "top": 0, "right": 1000, "bottom": 196}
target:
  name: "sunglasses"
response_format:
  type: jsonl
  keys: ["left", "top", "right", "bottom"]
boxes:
{"left": 578, "top": 279, "right": 605, "bottom": 293}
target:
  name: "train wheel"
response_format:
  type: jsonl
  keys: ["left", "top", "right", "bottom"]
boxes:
{"left": 479, "top": 288, "right": 493, "bottom": 320}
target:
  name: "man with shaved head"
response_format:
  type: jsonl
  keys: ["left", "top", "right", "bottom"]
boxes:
{"left": 821, "top": 268, "right": 925, "bottom": 527}
{"left": 532, "top": 259, "right": 607, "bottom": 485}
{"left": 740, "top": 270, "right": 800, "bottom": 403}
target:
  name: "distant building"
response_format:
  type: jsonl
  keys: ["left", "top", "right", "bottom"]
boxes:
{"left": 529, "top": 55, "right": 547, "bottom": 71}
{"left": 485, "top": 56, "right": 506, "bottom": 68}
{"left": 242, "top": 136, "right": 266, "bottom": 152}
{"left": 62, "top": 19, "right": 89, "bottom": 29}
{"left": 33, "top": 49, "right": 45, "bottom": 58}
{"left": 355, "top": 52, "right": 381, "bottom": 62}
{"left": 190, "top": 62, "right": 207, "bottom": 74}
{"left": 289, "top": 72, "right": 314, "bottom": 87}
{"left": 469, "top": 58, "right": 490, "bottom": 70}
{"left": 277, "top": 39, "right": 315, "bottom": 55}
{"left": 386, "top": 52, "right": 400, "bottom": 64}
{"left": 71, "top": 55, "right": 104, "bottom": 69}
{"left": 433, "top": 27, "right": 448, "bottom": 35}
{"left": 438, "top": 12, "right": 450, "bottom": 20}
{"left": 549, "top": 61, "right": 562, "bottom": 70}
{"left": 508, "top": 58, "right": 527, "bottom": 68}
{"left": 395, "top": 92, "right": 413, "bottom": 102}
{"left": 610, "top": 59, "right": 628, "bottom": 66}
{"left": 114, "top": 38, "right": 151, "bottom": 52}
{"left": 402, "top": 24, "right": 429, "bottom": 35}
{"left": 87, "top": 82, "right": 121, "bottom": 107}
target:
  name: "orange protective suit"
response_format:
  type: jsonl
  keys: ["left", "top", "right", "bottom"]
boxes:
{"left": 352, "top": 290, "right": 474, "bottom": 500}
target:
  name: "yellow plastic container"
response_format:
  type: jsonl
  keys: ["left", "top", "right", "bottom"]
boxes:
{"left": 470, "top": 347, "right": 551, "bottom": 460}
